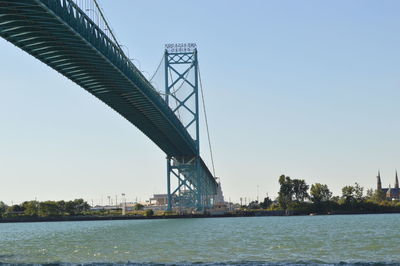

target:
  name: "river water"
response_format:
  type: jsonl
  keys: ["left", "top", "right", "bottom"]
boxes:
{"left": 0, "top": 214, "right": 399, "bottom": 265}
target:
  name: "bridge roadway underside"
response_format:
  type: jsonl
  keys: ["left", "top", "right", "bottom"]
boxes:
{"left": 0, "top": 0, "right": 218, "bottom": 196}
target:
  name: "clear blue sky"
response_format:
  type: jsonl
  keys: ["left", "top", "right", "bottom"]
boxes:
{"left": 1, "top": 0, "right": 400, "bottom": 205}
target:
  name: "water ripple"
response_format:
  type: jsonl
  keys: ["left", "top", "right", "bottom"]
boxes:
{"left": 0, "top": 214, "right": 400, "bottom": 264}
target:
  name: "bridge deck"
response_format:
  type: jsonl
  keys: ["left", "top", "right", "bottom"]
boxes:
{"left": 0, "top": 0, "right": 217, "bottom": 193}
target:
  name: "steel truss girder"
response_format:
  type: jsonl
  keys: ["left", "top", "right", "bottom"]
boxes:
{"left": 0, "top": 0, "right": 199, "bottom": 157}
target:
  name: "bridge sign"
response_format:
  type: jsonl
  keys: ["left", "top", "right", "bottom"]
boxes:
{"left": 165, "top": 43, "right": 197, "bottom": 53}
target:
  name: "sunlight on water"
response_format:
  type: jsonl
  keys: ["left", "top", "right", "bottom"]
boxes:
{"left": 0, "top": 214, "right": 400, "bottom": 265}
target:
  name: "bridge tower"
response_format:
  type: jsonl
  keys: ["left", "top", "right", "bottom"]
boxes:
{"left": 164, "top": 43, "right": 210, "bottom": 211}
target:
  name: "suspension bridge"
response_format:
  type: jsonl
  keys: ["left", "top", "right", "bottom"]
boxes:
{"left": 0, "top": 0, "right": 222, "bottom": 210}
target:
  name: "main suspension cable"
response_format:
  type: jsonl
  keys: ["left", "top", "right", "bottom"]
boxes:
{"left": 198, "top": 64, "right": 216, "bottom": 177}
{"left": 150, "top": 54, "right": 164, "bottom": 82}
{"left": 93, "top": 0, "right": 121, "bottom": 49}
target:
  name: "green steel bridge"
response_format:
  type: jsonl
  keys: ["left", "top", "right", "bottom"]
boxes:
{"left": 0, "top": 0, "right": 220, "bottom": 210}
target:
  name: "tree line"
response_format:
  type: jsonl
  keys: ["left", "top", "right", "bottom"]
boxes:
{"left": 244, "top": 175, "right": 400, "bottom": 214}
{"left": 0, "top": 199, "right": 90, "bottom": 218}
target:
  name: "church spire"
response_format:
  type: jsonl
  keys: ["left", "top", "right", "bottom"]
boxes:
{"left": 377, "top": 170, "right": 382, "bottom": 191}
{"left": 395, "top": 170, "right": 399, "bottom": 189}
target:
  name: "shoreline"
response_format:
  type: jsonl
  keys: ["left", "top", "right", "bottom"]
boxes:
{"left": 1, "top": 210, "right": 400, "bottom": 224}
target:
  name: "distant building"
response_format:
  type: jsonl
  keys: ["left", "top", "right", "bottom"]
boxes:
{"left": 90, "top": 205, "right": 121, "bottom": 211}
{"left": 149, "top": 194, "right": 168, "bottom": 206}
{"left": 148, "top": 183, "right": 227, "bottom": 212}
{"left": 377, "top": 171, "right": 400, "bottom": 200}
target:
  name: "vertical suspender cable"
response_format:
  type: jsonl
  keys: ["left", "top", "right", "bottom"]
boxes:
{"left": 93, "top": 0, "right": 121, "bottom": 49}
{"left": 198, "top": 64, "right": 216, "bottom": 177}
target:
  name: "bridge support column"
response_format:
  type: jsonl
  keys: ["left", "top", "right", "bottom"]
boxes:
{"left": 196, "top": 157, "right": 203, "bottom": 211}
{"left": 166, "top": 157, "right": 172, "bottom": 211}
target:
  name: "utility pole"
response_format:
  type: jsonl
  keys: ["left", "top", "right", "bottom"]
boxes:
{"left": 121, "top": 193, "right": 126, "bottom": 215}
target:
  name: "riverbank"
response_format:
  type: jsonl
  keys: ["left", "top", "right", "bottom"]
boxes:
{"left": 0, "top": 212, "right": 278, "bottom": 223}
{"left": 2, "top": 209, "right": 400, "bottom": 223}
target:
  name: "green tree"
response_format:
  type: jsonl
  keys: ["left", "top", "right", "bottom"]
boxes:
{"left": 145, "top": 209, "right": 154, "bottom": 217}
{"left": 278, "top": 175, "right": 294, "bottom": 209}
{"left": 331, "top": 196, "right": 340, "bottom": 203}
{"left": 341, "top": 185, "right": 355, "bottom": 204}
{"left": 6, "top": 204, "right": 24, "bottom": 214}
{"left": 372, "top": 189, "right": 386, "bottom": 202}
{"left": 73, "top": 199, "right": 90, "bottom": 214}
{"left": 0, "top": 201, "right": 7, "bottom": 217}
{"left": 57, "top": 200, "right": 66, "bottom": 214}
{"left": 365, "top": 188, "right": 374, "bottom": 199}
{"left": 292, "top": 179, "right": 309, "bottom": 202}
{"left": 341, "top": 183, "right": 364, "bottom": 204}
{"left": 65, "top": 201, "right": 77, "bottom": 215}
{"left": 354, "top": 182, "right": 364, "bottom": 201}
{"left": 38, "top": 201, "right": 61, "bottom": 217}
{"left": 248, "top": 201, "right": 260, "bottom": 209}
{"left": 260, "top": 197, "right": 272, "bottom": 209}
{"left": 134, "top": 203, "right": 144, "bottom": 210}
{"left": 64, "top": 199, "right": 90, "bottom": 215}
{"left": 310, "top": 183, "right": 332, "bottom": 203}
{"left": 21, "top": 201, "right": 39, "bottom": 216}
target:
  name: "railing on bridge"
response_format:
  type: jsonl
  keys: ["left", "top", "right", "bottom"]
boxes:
{"left": 45, "top": 0, "right": 199, "bottom": 155}
{"left": 60, "top": 0, "right": 153, "bottom": 92}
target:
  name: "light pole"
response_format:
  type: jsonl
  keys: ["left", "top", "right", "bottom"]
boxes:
{"left": 121, "top": 193, "right": 126, "bottom": 215}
